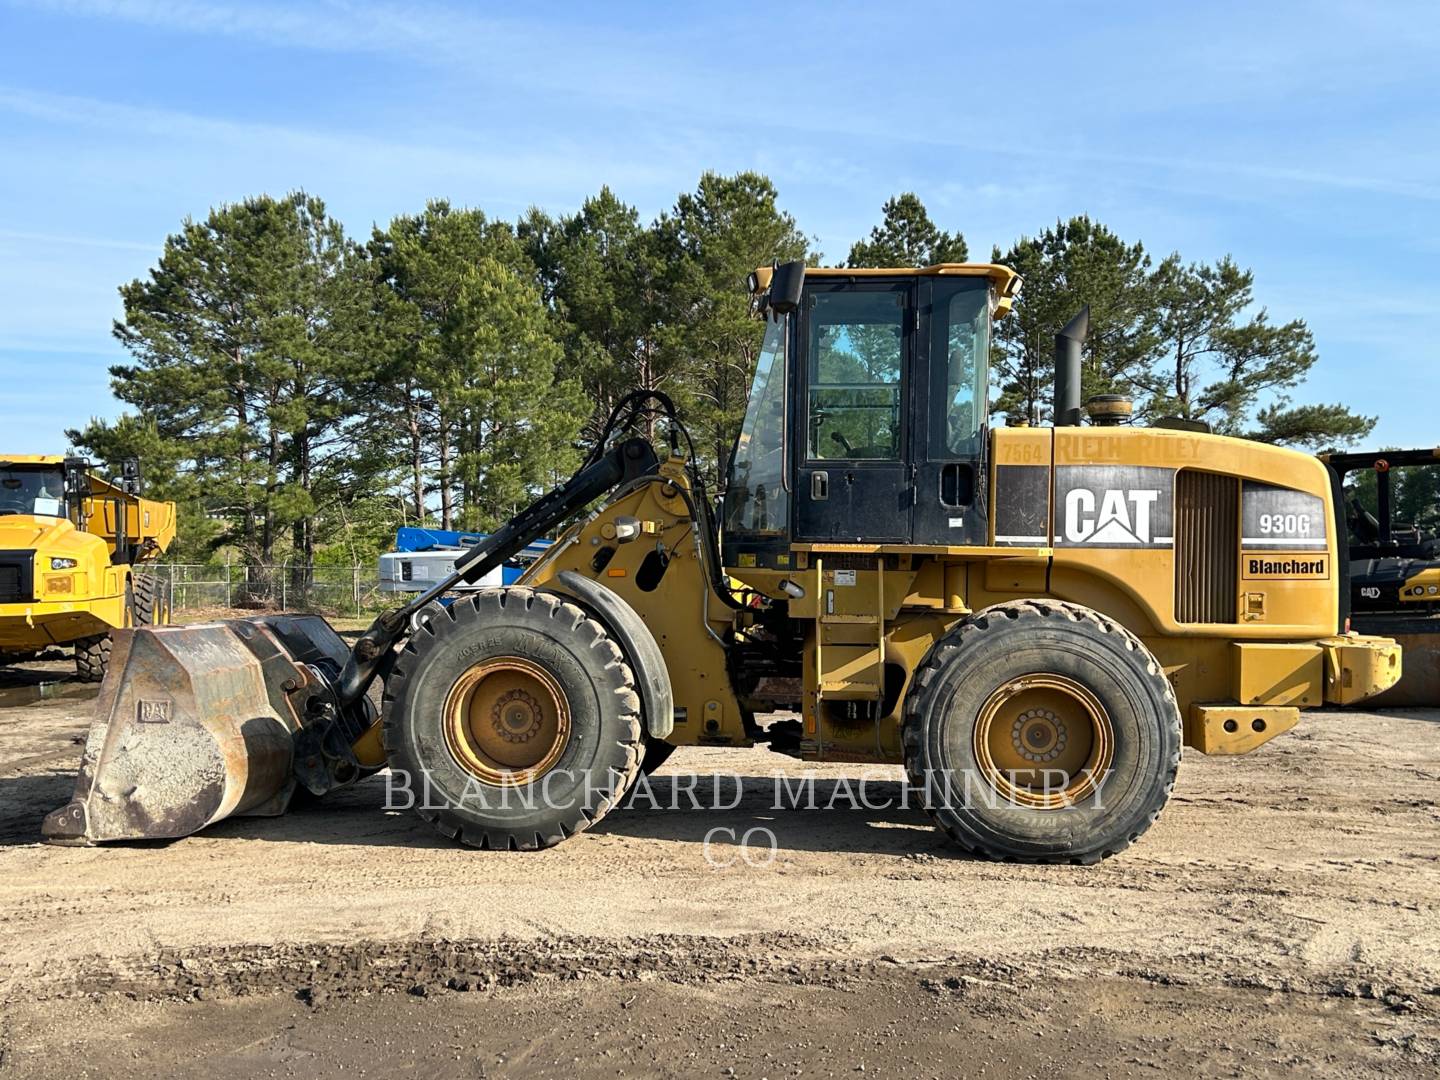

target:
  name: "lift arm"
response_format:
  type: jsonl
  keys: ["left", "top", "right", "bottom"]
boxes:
{"left": 334, "top": 436, "right": 660, "bottom": 709}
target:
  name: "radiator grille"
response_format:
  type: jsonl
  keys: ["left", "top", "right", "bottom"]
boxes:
{"left": 1174, "top": 471, "right": 1238, "bottom": 623}
{"left": 0, "top": 559, "right": 29, "bottom": 603}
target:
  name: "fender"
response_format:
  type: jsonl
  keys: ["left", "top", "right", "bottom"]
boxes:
{"left": 552, "top": 570, "right": 675, "bottom": 740}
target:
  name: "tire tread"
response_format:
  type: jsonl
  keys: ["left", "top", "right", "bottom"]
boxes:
{"left": 381, "top": 587, "right": 642, "bottom": 851}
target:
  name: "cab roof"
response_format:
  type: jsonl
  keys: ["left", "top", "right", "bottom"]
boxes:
{"left": 0, "top": 455, "right": 65, "bottom": 466}
{"left": 752, "top": 263, "right": 1021, "bottom": 317}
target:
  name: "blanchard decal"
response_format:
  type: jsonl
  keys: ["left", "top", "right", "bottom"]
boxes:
{"left": 1053, "top": 465, "right": 1174, "bottom": 548}
{"left": 993, "top": 465, "right": 1050, "bottom": 545}
{"left": 1241, "top": 482, "right": 1327, "bottom": 550}
{"left": 1242, "top": 554, "right": 1330, "bottom": 580}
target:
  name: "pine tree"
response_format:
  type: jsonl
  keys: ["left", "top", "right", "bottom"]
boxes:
{"left": 369, "top": 202, "right": 584, "bottom": 531}
{"left": 847, "top": 193, "right": 967, "bottom": 268}
{"left": 449, "top": 255, "right": 587, "bottom": 529}
{"left": 521, "top": 188, "right": 676, "bottom": 443}
{"left": 369, "top": 202, "right": 523, "bottom": 526}
{"left": 71, "top": 179, "right": 1377, "bottom": 585}
{"left": 991, "top": 217, "right": 1160, "bottom": 425}
{"left": 78, "top": 192, "right": 373, "bottom": 570}
{"left": 1140, "top": 254, "right": 1373, "bottom": 447}
{"left": 660, "top": 171, "right": 811, "bottom": 488}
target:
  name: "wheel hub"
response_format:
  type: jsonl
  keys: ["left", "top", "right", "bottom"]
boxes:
{"left": 1012, "top": 709, "right": 1068, "bottom": 762}
{"left": 973, "top": 674, "right": 1114, "bottom": 809}
{"left": 442, "top": 658, "right": 571, "bottom": 786}
{"left": 492, "top": 688, "right": 544, "bottom": 743}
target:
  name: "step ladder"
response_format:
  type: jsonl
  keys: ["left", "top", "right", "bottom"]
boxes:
{"left": 810, "top": 556, "right": 887, "bottom": 756}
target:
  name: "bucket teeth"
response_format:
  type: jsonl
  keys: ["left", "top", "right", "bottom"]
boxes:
{"left": 40, "top": 800, "right": 90, "bottom": 845}
{"left": 41, "top": 615, "right": 353, "bottom": 844}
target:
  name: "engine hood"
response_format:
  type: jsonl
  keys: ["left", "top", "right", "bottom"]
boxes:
{"left": 0, "top": 515, "right": 97, "bottom": 558}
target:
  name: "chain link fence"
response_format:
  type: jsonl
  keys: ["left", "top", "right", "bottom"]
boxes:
{"left": 152, "top": 563, "right": 386, "bottom": 618}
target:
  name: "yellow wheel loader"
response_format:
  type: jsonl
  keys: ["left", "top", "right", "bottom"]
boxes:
{"left": 43, "top": 264, "right": 1401, "bottom": 861}
{"left": 0, "top": 456, "right": 175, "bottom": 681}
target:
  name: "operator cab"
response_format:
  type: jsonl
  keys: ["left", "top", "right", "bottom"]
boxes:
{"left": 722, "top": 262, "right": 1020, "bottom": 566}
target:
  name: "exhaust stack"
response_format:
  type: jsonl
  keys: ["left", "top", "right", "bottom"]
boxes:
{"left": 1054, "top": 306, "right": 1090, "bottom": 427}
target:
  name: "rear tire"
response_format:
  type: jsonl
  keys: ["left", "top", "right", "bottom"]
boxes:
{"left": 382, "top": 588, "right": 642, "bottom": 850}
{"left": 131, "top": 572, "right": 158, "bottom": 626}
{"left": 902, "top": 599, "right": 1180, "bottom": 864}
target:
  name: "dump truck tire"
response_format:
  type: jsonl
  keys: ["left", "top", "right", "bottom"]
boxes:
{"left": 74, "top": 575, "right": 158, "bottom": 683}
{"left": 74, "top": 635, "right": 110, "bottom": 682}
{"left": 382, "top": 587, "right": 642, "bottom": 851}
{"left": 132, "top": 573, "right": 157, "bottom": 625}
{"left": 902, "top": 599, "right": 1180, "bottom": 864}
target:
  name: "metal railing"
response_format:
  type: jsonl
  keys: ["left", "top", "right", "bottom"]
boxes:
{"left": 150, "top": 562, "right": 385, "bottom": 618}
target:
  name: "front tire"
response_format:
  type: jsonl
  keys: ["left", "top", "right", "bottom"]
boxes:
{"left": 382, "top": 588, "right": 642, "bottom": 850}
{"left": 74, "top": 634, "right": 110, "bottom": 682}
{"left": 75, "top": 574, "right": 160, "bottom": 682}
{"left": 902, "top": 599, "right": 1180, "bottom": 863}
{"left": 638, "top": 737, "right": 677, "bottom": 776}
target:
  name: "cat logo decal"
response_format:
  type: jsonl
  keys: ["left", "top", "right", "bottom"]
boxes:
{"left": 1063, "top": 488, "right": 1165, "bottom": 545}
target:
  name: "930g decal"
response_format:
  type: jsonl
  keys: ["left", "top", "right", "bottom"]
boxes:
{"left": 1241, "top": 482, "right": 1327, "bottom": 551}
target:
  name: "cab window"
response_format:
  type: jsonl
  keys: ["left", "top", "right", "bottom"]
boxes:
{"left": 0, "top": 467, "right": 65, "bottom": 518}
{"left": 806, "top": 290, "right": 903, "bottom": 460}
{"left": 931, "top": 280, "right": 990, "bottom": 457}
{"left": 723, "top": 316, "right": 789, "bottom": 535}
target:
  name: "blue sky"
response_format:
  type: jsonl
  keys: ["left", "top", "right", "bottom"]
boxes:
{"left": 1, "top": 0, "right": 1436, "bottom": 451}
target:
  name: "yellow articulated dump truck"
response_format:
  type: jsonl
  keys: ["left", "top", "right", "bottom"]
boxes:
{"left": 44, "top": 263, "right": 1400, "bottom": 862}
{"left": 0, "top": 456, "right": 175, "bottom": 681}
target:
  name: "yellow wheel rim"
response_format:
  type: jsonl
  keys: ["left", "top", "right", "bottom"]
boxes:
{"left": 442, "top": 657, "right": 571, "bottom": 787}
{"left": 972, "top": 673, "right": 1114, "bottom": 809}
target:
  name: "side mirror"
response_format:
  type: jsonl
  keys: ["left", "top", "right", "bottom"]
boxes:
{"left": 768, "top": 260, "right": 805, "bottom": 315}
{"left": 120, "top": 457, "right": 142, "bottom": 495}
{"left": 63, "top": 457, "right": 93, "bottom": 498}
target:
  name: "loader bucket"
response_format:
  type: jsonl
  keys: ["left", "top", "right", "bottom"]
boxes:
{"left": 42, "top": 615, "right": 354, "bottom": 845}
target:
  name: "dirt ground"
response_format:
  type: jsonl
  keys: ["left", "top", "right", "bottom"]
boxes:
{"left": 0, "top": 650, "right": 1437, "bottom": 1078}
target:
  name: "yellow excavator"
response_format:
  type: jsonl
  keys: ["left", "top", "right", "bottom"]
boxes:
{"left": 43, "top": 263, "right": 1400, "bottom": 862}
{"left": 1, "top": 456, "right": 175, "bottom": 680}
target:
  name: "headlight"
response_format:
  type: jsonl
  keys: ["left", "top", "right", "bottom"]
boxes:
{"left": 50, "top": 557, "right": 78, "bottom": 570}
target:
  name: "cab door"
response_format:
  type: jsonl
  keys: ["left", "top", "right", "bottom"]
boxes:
{"left": 910, "top": 277, "right": 991, "bottom": 547}
{"left": 793, "top": 280, "right": 913, "bottom": 543}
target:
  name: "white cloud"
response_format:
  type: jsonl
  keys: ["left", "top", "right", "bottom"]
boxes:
{"left": 17, "top": 0, "right": 472, "bottom": 54}
{"left": 0, "top": 85, "right": 685, "bottom": 213}
{"left": 0, "top": 228, "right": 156, "bottom": 252}
{"left": 13, "top": 0, "right": 1440, "bottom": 211}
